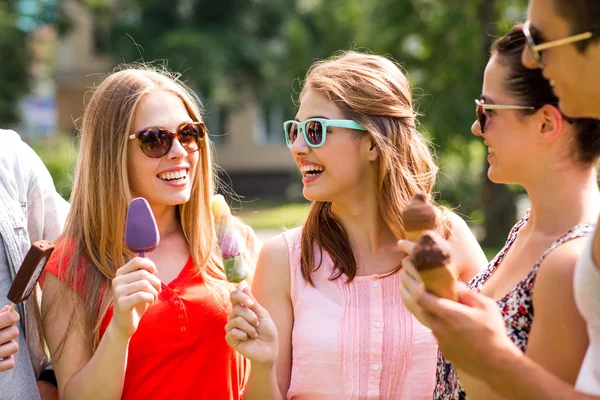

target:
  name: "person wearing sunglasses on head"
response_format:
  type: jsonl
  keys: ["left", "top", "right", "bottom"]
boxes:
{"left": 401, "top": 19, "right": 600, "bottom": 400}
{"left": 224, "top": 50, "right": 487, "bottom": 399}
{"left": 40, "top": 66, "right": 257, "bottom": 400}
{"left": 0, "top": 129, "right": 69, "bottom": 400}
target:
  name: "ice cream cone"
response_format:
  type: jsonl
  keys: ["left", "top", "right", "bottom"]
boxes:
{"left": 418, "top": 265, "right": 458, "bottom": 301}
{"left": 411, "top": 230, "right": 458, "bottom": 301}
{"left": 402, "top": 192, "right": 437, "bottom": 242}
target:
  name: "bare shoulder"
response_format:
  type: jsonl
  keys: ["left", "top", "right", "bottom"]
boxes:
{"left": 252, "top": 233, "right": 292, "bottom": 300}
{"left": 445, "top": 211, "right": 487, "bottom": 281}
{"left": 446, "top": 212, "right": 473, "bottom": 241}
{"left": 536, "top": 236, "right": 589, "bottom": 290}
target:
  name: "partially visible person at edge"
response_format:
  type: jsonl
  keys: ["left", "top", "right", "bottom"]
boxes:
{"left": 401, "top": 3, "right": 600, "bottom": 398}
{"left": 224, "top": 50, "right": 487, "bottom": 399}
{"left": 40, "top": 65, "right": 258, "bottom": 400}
{"left": 0, "top": 129, "right": 69, "bottom": 400}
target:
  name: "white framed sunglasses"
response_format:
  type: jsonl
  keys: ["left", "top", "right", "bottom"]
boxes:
{"left": 475, "top": 99, "right": 535, "bottom": 133}
{"left": 283, "top": 118, "right": 367, "bottom": 148}
{"left": 523, "top": 20, "right": 599, "bottom": 67}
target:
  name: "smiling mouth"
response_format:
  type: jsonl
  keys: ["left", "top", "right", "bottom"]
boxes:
{"left": 157, "top": 170, "right": 188, "bottom": 182}
{"left": 301, "top": 165, "right": 325, "bottom": 177}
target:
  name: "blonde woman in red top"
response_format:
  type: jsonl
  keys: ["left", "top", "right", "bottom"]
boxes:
{"left": 41, "top": 66, "right": 252, "bottom": 400}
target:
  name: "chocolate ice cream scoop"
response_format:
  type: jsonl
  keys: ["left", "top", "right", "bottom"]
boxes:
{"left": 402, "top": 192, "right": 438, "bottom": 242}
{"left": 7, "top": 240, "right": 55, "bottom": 310}
{"left": 125, "top": 197, "right": 160, "bottom": 257}
{"left": 411, "top": 231, "right": 451, "bottom": 271}
{"left": 410, "top": 230, "right": 458, "bottom": 301}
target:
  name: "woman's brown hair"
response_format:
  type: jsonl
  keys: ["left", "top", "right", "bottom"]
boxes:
{"left": 299, "top": 51, "right": 451, "bottom": 285}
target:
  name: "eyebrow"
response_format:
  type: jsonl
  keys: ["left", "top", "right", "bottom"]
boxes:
{"left": 292, "top": 116, "right": 330, "bottom": 121}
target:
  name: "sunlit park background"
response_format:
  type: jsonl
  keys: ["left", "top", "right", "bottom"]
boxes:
{"left": 3, "top": 0, "right": 538, "bottom": 258}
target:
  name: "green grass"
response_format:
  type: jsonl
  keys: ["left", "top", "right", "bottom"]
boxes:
{"left": 234, "top": 200, "right": 311, "bottom": 230}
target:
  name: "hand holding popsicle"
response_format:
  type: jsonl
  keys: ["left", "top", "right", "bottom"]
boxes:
{"left": 225, "top": 285, "right": 279, "bottom": 366}
{"left": 2, "top": 240, "right": 54, "bottom": 372}
{"left": 109, "top": 198, "right": 162, "bottom": 339}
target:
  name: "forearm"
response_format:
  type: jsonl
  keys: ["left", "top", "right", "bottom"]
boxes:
{"left": 61, "top": 322, "right": 129, "bottom": 400}
{"left": 482, "top": 346, "right": 597, "bottom": 400}
{"left": 243, "top": 364, "right": 283, "bottom": 400}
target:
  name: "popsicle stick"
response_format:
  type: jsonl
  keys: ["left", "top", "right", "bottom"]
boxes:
{"left": 9, "top": 303, "right": 16, "bottom": 312}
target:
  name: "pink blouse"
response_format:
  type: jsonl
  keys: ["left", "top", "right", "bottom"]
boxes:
{"left": 283, "top": 227, "right": 437, "bottom": 399}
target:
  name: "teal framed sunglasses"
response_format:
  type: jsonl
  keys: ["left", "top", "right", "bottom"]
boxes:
{"left": 283, "top": 118, "right": 367, "bottom": 148}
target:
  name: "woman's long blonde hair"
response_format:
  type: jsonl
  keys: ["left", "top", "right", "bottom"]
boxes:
{"left": 300, "top": 51, "right": 451, "bottom": 285}
{"left": 49, "top": 65, "right": 228, "bottom": 353}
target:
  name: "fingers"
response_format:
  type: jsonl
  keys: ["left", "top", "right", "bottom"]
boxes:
{"left": 225, "top": 314, "right": 259, "bottom": 341}
{"left": 0, "top": 309, "right": 19, "bottom": 330}
{"left": 401, "top": 257, "right": 422, "bottom": 283}
{"left": 117, "top": 257, "right": 158, "bottom": 277}
{"left": 456, "top": 284, "right": 489, "bottom": 309}
{"left": 113, "top": 280, "right": 160, "bottom": 303}
{"left": 230, "top": 289, "right": 254, "bottom": 309}
{"left": 112, "top": 259, "right": 162, "bottom": 299}
{"left": 0, "top": 338, "right": 19, "bottom": 360}
{"left": 226, "top": 328, "right": 253, "bottom": 346}
{"left": 113, "top": 292, "right": 156, "bottom": 314}
{"left": 397, "top": 240, "right": 416, "bottom": 256}
{"left": 0, "top": 323, "right": 19, "bottom": 346}
{"left": 0, "top": 355, "right": 15, "bottom": 372}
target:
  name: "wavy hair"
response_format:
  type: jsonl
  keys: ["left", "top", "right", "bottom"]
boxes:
{"left": 299, "top": 51, "right": 451, "bottom": 285}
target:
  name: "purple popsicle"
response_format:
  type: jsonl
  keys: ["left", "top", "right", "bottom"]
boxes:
{"left": 125, "top": 197, "right": 160, "bottom": 257}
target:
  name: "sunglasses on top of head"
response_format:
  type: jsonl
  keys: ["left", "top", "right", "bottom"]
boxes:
{"left": 283, "top": 118, "right": 367, "bottom": 148}
{"left": 129, "top": 121, "right": 206, "bottom": 158}
{"left": 475, "top": 99, "right": 535, "bottom": 134}
{"left": 523, "top": 20, "right": 599, "bottom": 67}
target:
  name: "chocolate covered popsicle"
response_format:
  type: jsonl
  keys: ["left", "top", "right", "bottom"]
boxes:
{"left": 7, "top": 240, "right": 55, "bottom": 311}
{"left": 410, "top": 230, "right": 458, "bottom": 301}
{"left": 402, "top": 192, "right": 437, "bottom": 242}
{"left": 211, "top": 195, "right": 249, "bottom": 284}
{"left": 125, "top": 197, "right": 160, "bottom": 257}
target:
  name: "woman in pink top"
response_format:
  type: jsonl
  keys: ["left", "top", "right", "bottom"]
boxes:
{"left": 225, "top": 51, "right": 486, "bottom": 399}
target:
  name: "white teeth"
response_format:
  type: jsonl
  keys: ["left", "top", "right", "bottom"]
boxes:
{"left": 158, "top": 170, "right": 187, "bottom": 181}
{"left": 549, "top": 80, "right": 556, "bottom": 87}
{"left": 488, "top": 147, "right": 494, "bottom": 154}
{"left": 300, "top": 165, "right": 324, "bottom": 173}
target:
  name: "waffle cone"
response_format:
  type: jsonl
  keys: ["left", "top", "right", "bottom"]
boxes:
{"left": 419, "top": 264, "right": 459, "bottom": 301}
{"left": 405, "top": 230, "right": 426, "bottom": 242}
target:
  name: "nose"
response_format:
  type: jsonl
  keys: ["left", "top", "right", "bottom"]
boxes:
{"left": 167, "top": 137, "right": 187, "bottom": 159}
{"left": 471, "top": 119, "right": 483, "bottom": 137}
{"left": 521, "top": 46, "right": 542, "bottom": 70}
{"left": 290, "top": 128, "right": 310, "bottom": 156}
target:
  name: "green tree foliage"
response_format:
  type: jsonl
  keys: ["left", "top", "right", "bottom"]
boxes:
{"left": 82, "top": 0, "right": 530, "bottom": 246}
{"left": 0, "top": 1, "right": 30, "bottom": 124}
